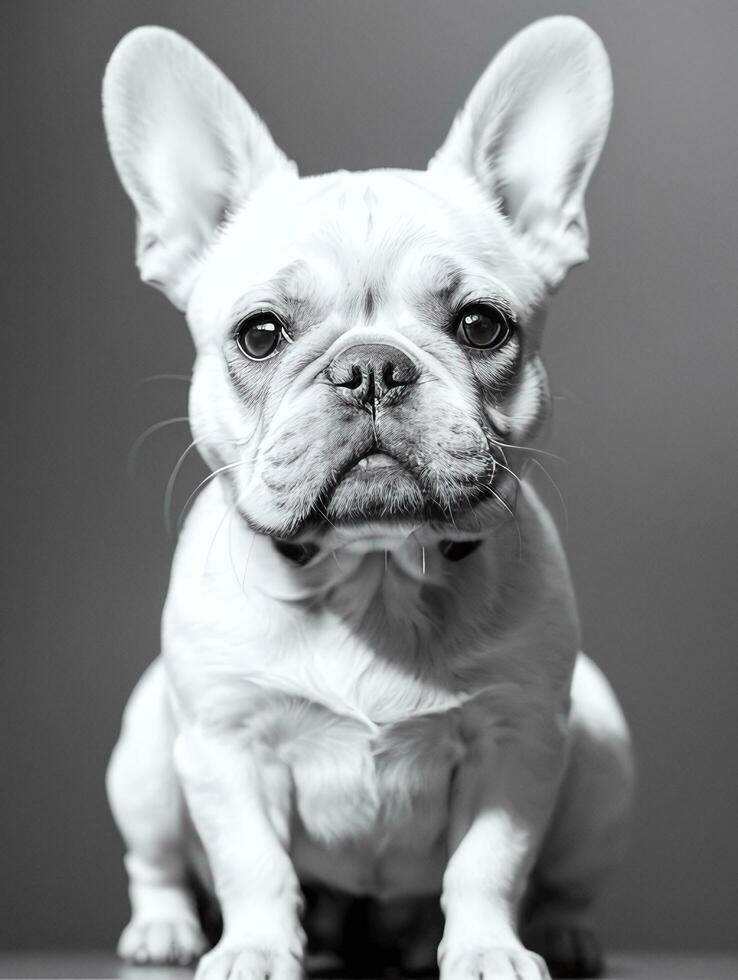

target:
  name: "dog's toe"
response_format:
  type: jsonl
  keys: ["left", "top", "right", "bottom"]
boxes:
{"left": 195, "top": 945, "right": 303, "bottom": 980}
{"left": 118, "top": 916, "right": 208, "bottom": 965}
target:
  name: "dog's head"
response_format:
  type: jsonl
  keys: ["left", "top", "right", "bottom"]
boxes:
{"left": 103, "top": 17, "right": 611, "bottom": 552}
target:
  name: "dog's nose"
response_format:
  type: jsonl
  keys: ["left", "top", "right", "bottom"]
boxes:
{"left": 325, "top": 343, "right": 419, "bottom": 406}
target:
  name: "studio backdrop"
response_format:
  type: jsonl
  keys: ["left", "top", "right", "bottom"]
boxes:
{"left": 2, "top": 0, "right": 737, "bottom": 954}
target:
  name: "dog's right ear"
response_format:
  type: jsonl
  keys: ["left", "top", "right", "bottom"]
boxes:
{"left": 103, "top": 27, "right": 297, "bottom": 310}
{"left": 429, "top": 17, "right": 612, "bottom": 291}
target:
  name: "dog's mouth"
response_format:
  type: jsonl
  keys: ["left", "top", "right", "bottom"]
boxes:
{"left": 319, "top": 449, "right": 424, "bottom": 525}
{"left": 244, "top": 422, "right": 509, "bottom": 538}
{"left": 306, "top": 445, "right": 504, "bottom": 530}
{"left": 341, "top": 450, "right": 405, "bottom": 480}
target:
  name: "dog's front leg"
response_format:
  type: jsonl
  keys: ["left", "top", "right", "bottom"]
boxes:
{"left": 439, "top": 710, "right": 568, "bottom": 980}
{"left": 174, "top": 726, "right": 305, "bottom": 980}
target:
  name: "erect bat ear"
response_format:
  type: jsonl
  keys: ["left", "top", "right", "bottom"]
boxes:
{"left": 429, "top": 16, "right": 612, "bottom": 290}
{"left": 102, "top": 26, "right": 297, "bottom": 310}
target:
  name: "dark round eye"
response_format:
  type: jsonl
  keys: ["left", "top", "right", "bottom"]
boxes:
{"left": 455, "top": 305, "right": 514, "bottom": 351}
{"left": 236, "top": 313, "right": 290, "bottom": 361}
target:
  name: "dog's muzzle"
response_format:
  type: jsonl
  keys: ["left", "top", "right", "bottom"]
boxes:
{"left": 325, "top": 343, "right": 419, "bottom": 408}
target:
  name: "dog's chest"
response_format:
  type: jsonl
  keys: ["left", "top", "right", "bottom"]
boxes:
{"left": 192, "top": 611, "right": 475, "bottom": 888}
{"left": 255, "top": 692, "right": 467, "bottom": 895}
{"left": 169, "top": 544, "right": 504, "bottom": 892}
{"left": 288, "top": 701, "right": 464, "bottom": 839}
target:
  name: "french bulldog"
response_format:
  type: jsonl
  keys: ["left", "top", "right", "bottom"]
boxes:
{"left": 103, "top": 16, "right": 634, "bottom": 980}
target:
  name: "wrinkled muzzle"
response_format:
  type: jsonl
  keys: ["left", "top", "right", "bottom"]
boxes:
{"left": 239, "top": 342, "right": 502, "bottom": 538}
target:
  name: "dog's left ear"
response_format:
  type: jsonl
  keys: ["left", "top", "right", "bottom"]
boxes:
{"left": 429, "top": 16, "right": 612, "bottom": 289}
{"left": 103, "top": 26, "right": 297, "bottom": 310}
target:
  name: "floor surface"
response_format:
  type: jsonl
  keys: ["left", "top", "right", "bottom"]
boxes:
{"left": 0, "top": 954, "right": 736, "bottom": 980}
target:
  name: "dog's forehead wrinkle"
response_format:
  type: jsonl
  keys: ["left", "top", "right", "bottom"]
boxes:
{"left": 198, "top": 166, "right": 543, "bottom": 341}
{"left": 434, "top": 271, "right": 464, "bottom": 302}
{"left": 230, "top": 259, "right": 319, "bottom": 319}
{"left": 362, "top": 185, "right": 379, "bottom": 208}
{"left": 305, "top": 179, "right": 540, "bottom": 317}
{"left": 414, "top": 257, "right": 466, "bottom": 300}
{"left": 362, "top": 184, "right": 378, "bottom": 235}
{"left": 362, "top": 286, "right": 377, "bottom": 321}
{"left": 265, "top": 260, "right": 313, "bottom": 303}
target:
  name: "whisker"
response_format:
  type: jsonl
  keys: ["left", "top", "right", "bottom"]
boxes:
{"left": 443, "top": 497, "right": 460, "bottom": 532}
{"left": 468, "top": 473, "right": 523, "bottom": 558}
{"left": 227, "top": 509, "right": 240, "bottom": 587}
{"left": 494, "top": 458, "right": 523, "bottom": 491}
{"left": 135, "top": 374, "right": 192, "bottom": 388}
{"left": 488, "top": 485, "right": 523, "bottom": 558}
{"left": 528, "top": 456, "right": 569, "bottom": 537}
{"left": 177, "top": 462, "right": 241, "bottom": 531}
{"left": 315, "top": 503, "right": 340, "bottom": 535}
{"left": 241, "top": 528, "right": 257, "bottom": 592}
{"left": 494, "top": 439, "right": 565, "bottom": 463}
{"left": 128, "top": 417, "right": 190, "bottom": 482}
{"left": 312, "top": 506, "right": 347, "bottom": 572}
{"left": 164, "top": 437, "right": 206, "bottom": 538}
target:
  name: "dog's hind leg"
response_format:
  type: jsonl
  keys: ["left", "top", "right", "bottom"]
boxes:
{"left": 107, "top": 657, "right": 208, "bottom": 965}
{"left": 522, "top": 654, "right": 634, "bottom": 979}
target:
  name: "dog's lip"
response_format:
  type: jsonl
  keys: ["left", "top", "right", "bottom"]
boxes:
{"left": 338, "top": 450, "right": 407, "bottom": 484}
{"left": 351, "top": 451, "right": 400, "bottom": 473}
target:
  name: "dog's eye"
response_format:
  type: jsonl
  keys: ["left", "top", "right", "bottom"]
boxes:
{"left": 236, "top": 313, "right": 291, "bottom": 361}
{"left": 455, "top": 305, "right": 514, "bottom": 351}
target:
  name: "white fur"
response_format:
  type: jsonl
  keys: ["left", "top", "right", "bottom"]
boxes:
{"left": 429, "top": 16, "right": 612, "bottom": 289}
{"left": 103, "top": 17, "right": 633, "bottom": 980}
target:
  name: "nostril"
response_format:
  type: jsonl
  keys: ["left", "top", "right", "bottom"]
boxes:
{"left": 381, "top": 356, "right": 417, "bottom": 390}
{"left": 346, "top": 365, "right": 364, "bottom": 390}
{"left": 382, "top": 360, "right": 414, "bottom": 390}
{"left": 326, "top": 343, "right": 418, "bottom": 400}
{"left": 327, "top": 360, "right": 365, "bottom": 390}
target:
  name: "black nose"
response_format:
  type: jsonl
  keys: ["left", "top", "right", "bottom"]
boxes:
{"left": 325, "top": 343, "right": 419, "bottom": 406}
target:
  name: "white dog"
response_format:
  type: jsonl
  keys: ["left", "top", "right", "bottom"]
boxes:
{"left": 103, "top": 16, "right": 634, "bottom": 980}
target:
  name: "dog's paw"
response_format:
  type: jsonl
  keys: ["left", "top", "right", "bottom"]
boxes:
{"left": 523, "top": 923, "right": 603, "bottom": 978}
{"left": 118, "top": 916, "right": 208, "bottom": 965}
{"left": 440, "top": 945, "right": 549, "bottom": 980}
{"left": 195, "top": 945, "right": 303, "bottom": 980}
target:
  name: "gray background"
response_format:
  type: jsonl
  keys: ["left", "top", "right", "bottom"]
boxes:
{"left": 2, "top": 0, "right": 737, "bottom": 954}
